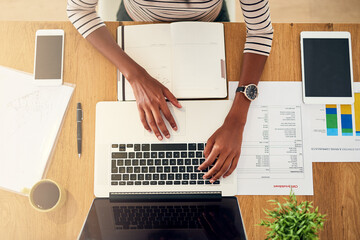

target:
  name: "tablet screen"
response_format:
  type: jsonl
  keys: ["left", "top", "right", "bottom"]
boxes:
{"left": 303, "top": 38, "right": 352, "bottom": 97}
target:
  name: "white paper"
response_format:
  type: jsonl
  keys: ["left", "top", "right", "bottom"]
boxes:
{"left": 0, "top": 66, "right": 74, "bottom": 194}
{"left": 229, "top": 81, "right": 313, "bottom": 195}
{"left": 302, "top": 82, "right": 360, "bottom": 162}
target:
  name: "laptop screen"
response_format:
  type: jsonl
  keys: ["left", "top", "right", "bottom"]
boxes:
{"left": 79, "top": 197, "right": 246, "bottom": 240}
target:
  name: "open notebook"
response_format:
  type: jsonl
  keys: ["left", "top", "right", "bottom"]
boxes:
{"left": 117, "top": 22, "right": 227, "bottom": 101}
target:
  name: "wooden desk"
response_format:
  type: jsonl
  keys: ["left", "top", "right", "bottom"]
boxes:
{"left": 0, "top": 21, "right": 359, "bottom": 240}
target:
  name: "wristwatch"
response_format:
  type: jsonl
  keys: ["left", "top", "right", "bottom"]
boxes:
{"left": 236, "top": 84, "right": 258, "bottom": 101}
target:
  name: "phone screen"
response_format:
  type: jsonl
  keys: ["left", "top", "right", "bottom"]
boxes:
{"left": 34, "top": 35, "right": 63, "bottom": 80}
{"left": 303, "top": 38, "right": 352, "bottom": 97}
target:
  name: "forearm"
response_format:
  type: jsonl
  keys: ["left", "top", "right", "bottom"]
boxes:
{"left": 86, "top": 26, "right": 145, "bottom": 81}
{"left": 225, "top": 53, "right": 268, "bottom": 126}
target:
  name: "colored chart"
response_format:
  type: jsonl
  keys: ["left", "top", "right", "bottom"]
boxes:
{"left": 355, "top": 93, "right": 360, "bottom": 136}
{"left": 326, "top": 104, "right": 338, "bottom": 136}
{"left": 340, "top": 105, "right": 353, "bottom": 136}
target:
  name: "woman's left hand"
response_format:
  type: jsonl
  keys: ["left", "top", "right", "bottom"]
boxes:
{"left": 198, "top": 116, "right": 245, "bottom": 183}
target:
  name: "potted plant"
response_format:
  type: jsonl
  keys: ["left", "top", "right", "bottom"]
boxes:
{"left": 260, "top": 191, "right": 326, "bottom": 240}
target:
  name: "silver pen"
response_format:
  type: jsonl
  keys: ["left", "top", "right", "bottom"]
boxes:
{"left": 77, "top": 102, "right": 83, "bottom": 158}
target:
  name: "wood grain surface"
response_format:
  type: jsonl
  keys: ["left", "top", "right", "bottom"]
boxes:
{"left": 0, "top": 21, "right": 359, "bottom": 240}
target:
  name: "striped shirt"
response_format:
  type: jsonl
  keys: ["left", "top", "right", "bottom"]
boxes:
{"left": 67, "top": 0, "right": 273, "bottom": 56}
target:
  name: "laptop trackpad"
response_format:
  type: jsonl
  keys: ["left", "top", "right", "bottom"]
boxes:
{"left": 144, "top": 103, "right": 186, "bottom": 137}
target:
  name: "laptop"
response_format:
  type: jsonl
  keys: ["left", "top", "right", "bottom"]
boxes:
{"left": 84, "top": 100, "right": 246, "bottom": 239}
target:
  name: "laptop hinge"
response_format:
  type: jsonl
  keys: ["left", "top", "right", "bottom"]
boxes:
{"left": 109, "top": 191, "right": 222, "bottom": 202}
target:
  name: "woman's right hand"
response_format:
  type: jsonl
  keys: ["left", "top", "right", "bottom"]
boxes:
{"left": 128, "top": 69, "right": 182, "bottom": 140}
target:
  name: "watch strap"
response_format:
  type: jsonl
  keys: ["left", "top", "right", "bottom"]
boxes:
{"left": 236, "top": 86, "right": 245, "bottom": 93}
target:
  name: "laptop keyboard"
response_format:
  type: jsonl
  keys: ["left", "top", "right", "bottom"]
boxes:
{"left": 111, "top": 143, "right": 220, "bottom": 186}
{"left": 113, "top": 204, "right": 219, "bottom": 229}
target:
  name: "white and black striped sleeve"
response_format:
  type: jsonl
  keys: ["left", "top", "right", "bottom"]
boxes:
{"left": 240, "top": 0, "right": 273, "bottom": 56}
{"left": 66, "top": 0, "right": 106, "bottom": 38}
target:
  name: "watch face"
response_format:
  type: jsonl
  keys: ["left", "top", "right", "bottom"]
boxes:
{"left": 245, "top": 84, "right": 258, "bottom": 100}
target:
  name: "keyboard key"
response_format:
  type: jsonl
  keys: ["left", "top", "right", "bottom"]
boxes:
{"left": 179, "top": 166, "right": 185, "bottom": 172}
{"left": 185, "top": 159, "right": 191, "bottom": 165}
{"left": 112, "top": 160, "right": 116, "bottom": 168}
{"left": 127, "top": 181, "right": 134, "bottom": 185}
{"left": 205, "top": 180, "right": 212, "bottom": 184}
{"left": 174, "top": 181, "right": 180, "bottom": 185}
{"left": 134, "top": 167, "right": 140, "bottom": 173}
{"left": 181, "top": 152, "right": 187, "bottom": 158}
{"left": 166, "top": 181, "right": 173, "bottom": 185}
{"left": 136, "top": 152, "right": 142, "bottom": 158}
{"left": 158, "top": 181, "right": 165, "bottom": 185}
{"left": 112, "top": 144, "right": 118, "bottom": 148}
{"left": 140, "top": 159, "right": 146, "bottom": 165}
{"left": 126, "top": 167, "right": 133, "bottom": 173}
{"left": 112, "top": 174, "right": 121, "bottom": 180}
{"left": 177, "top": 159, "right": 183, "bottom": 165}
{"left": 157, "top": 166, "right": 163, "bottom": 173}
{"left": 135, "top": 181, "right": 141, "bottom": 185}
{"left": 151, "top": 143, "right": 187, "bottom": 151}
{"left": 176, "top": 174, "right": 182, "bottom": 180}
{"left": 171, "top": 166, "right": 178, "bottom": 172}
{"left": 194, "top": 166, "right": 200, "bottom": 172}
{"left": 190, "top": 181, "right": 196, "bottom": 185}
{"left": 162, "top": 159, "right": 169, "bottom": 165}
{"left": 112, "top": 167, "right": 118, "bottom": 173}
{"left": 130, "top": 174, "right": 136, "bottom": 180}
{"left": 173, "top": 152, "right": 180, "bottom": 158}
{"left": 119, "top": 144, "right": 126, "bottom": 151}
{"left": 183, "top": 174, "right": 189, "bottom": 180}
{"left": 192, "top": 159, "right": 198, "bottom": 165}
{"left": 142, "top": 144, "right": 150, "bottom": 151}
{"left": 196, "top": 152, "right": 203, "bottom": 158}
{"left": 198, "top": 173, "right": 205, "bottom": 179}
{"left": 132, "top": 159, "right": 139, "bottom": 165}
{"left": 119, "top": 167, "right": 125, "bottom": 173}
{"left": 143, "top": 181, "right": 149, "bottom": 185}
{"left": 127, "top": 144, "right": 133, "bottom": 148}
{"left": 149, "top": 167, "right": 155, "bottom": 173}
{"left": 112, "top": 152, "right": 127, "bottom": 158}
{"left": 197, "top": 180, "right": 204, "bottom": 184}
{"left": 198, "top": 143, "right": 204, "bottom": 150}
{"left": 123, "top": 174, "right": 129, "bottom": 180}
{"left": 160, "top": 174, "right": 167, "bottom": 180}
{"left": 129, "top": 152, "right": 135, "bottom": 158}
{"left": 191, "top": 173, "right": 197, "bottom": 180}
{"left": 134, "top": 144, "right": 140, "bottom": 151}
{"left": 187, "top": 166, "right": 193, "bottom": 172}
{"left": 125, "top": 160, "right": 131, "bottom": 166}
{"left": 145, "top": 174, "right": 152, "bottom": 180}
{"left": 117, "top": 159, "right": 124, "bottom": 166}
{"left": 170, "top": 159, "right": 176, "bottom": 165}
{"left": 147, "top": 159, "right": 154, "bottom": 165}
{"left": 151, "top": 152, "right": 157, "bottom": 158}
{"left": 168, "top": 174, "right": 174, "bottom": 180}
{"left": 155, "top": 159, "right": 161, "bottom": 165}
{"left": 214, "top": 180, "right": 220, "bottom": 184}
{"left": 158, "top": 152, "right": 165, "bottom": 158}
{"left": 143, "top": 152, "right": 150, "bottom": 158}
{"left": 153, "top": 174, "right": 159, "bottom": 180}
{"left": 166, "top": 152, "right": 172, "bottom": 158}
{"left": 188, "top": 143, "right": 196, "bottom": 150}
{"left": 138, "top": 174, "right": 144, "bottom": 180}
{"left": 182, "top": 181, "right": 189, "bottom": 185}
{"left": 164, "top": 166, "right": 170, "bottom": 173}
{"left": 188, "top": 152, "right": 195, "bottom": 158}
{"left": 141, "top": 167, "right": 148, "bottom": 173}
{"left": 150, "top": 181, "right": 157, "bottom": 185}
{"left": 119, "top": 181, "right": 126, "bottom": 185}
{"left": 111, "top": 181, "right": 118, "bottom": 185}
{"left": 200, "top": 159, "right": 206, "bottom": 164}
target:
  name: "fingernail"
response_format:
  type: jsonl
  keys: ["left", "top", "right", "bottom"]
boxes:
{"left": 173, "top": 126, "right": 178, "bottom": 131}
{"left": 157, "top": 135, "right": 163, "bottom": 140}
{"left": 147, "top": 129, "right": 151, "bottom": 133}
{"left": 165, "top": 134, "right": 170, "bottom": 139}
{"left": 210, "top": 179, "right": 214, "bottom": 183}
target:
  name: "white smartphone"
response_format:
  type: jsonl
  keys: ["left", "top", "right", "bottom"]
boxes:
{"left": 300, "top": 31, "right": 354, "bottom": 104}
{"left": 33, "top": 29, "right": 64, "bottom": 86}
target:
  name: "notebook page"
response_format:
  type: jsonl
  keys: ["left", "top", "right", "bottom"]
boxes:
{"left": 170, "top": 22, "right": 227, "bottom": 98}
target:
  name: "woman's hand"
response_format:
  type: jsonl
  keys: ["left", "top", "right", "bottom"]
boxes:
{"left": 129, "top": 69, "right": 182, "bottom": 140}
{"left": 198, "top": 117, "right": 245, "bottom": 183}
